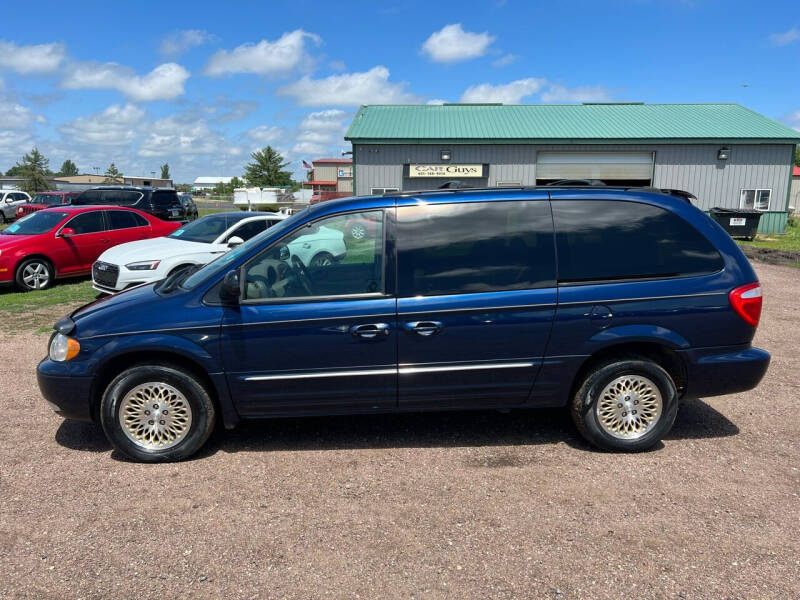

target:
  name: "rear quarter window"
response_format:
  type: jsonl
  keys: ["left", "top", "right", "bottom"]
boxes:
{"left": 552, "top": 199, "right": 723, "bottom": 282}
{"left": 151, "top": 191, "right": 179, "bottom": 208}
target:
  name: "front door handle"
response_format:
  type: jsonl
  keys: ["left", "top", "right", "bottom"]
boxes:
{"left": 404, "top": 321, "right": 443, "bottom": 337}
{"left": 350, "top": 323, "right": 391, "bottom": 339}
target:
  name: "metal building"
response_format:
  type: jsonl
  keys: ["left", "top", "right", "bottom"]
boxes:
{"left": 345, "top": 103, "right": 800, "bottom": 233}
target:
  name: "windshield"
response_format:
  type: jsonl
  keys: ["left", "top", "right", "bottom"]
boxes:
{"left": 31, "top": 194, "right": 62, "bottom": 205}
{"left": 2, "top": 211, "right": 68, "bottom": 235}
{"left": 181, "top": 208, "right": 308, "bottom": 290}
{"left": 168, "top": 213, "right": 251, "bottom": 244}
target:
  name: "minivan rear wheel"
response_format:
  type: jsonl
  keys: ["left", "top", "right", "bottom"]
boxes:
{"left": 100, "top": 364, "right": 216, "bottom": 462}
{"left": 571, "top": 358, "right": 678, "bottom": 452}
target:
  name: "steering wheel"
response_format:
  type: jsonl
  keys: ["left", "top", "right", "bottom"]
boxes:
{"left": 290, "top": 255, "right": 313, "bottom": 295}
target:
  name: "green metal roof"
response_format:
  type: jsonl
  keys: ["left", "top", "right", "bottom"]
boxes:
{"left": 345, "top": 103, "right": 800, "bottom": 145}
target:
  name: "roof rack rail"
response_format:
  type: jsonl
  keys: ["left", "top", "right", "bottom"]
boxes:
{"left": 545, "top": 179, "right": 606, "bottom": 187}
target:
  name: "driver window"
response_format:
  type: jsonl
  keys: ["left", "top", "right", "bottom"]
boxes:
{"left": 243, "top": 210, "right": 384, "bottom": 301}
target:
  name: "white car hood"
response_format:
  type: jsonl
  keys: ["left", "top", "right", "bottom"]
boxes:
{"left": 98, "top": 236, "right": 223, "bottom": 265}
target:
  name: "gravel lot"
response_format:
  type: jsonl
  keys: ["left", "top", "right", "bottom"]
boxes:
{"left": 1, "top": 262, "right": 798, "bottom": 599}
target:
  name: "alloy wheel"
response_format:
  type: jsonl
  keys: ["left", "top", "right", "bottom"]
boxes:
{"left": 119, "top": 382, "right": 193, "bottom": 450}
{"left": 22, "top": 262, "right": 50, "bottom": 289}
{"left": 595, "top": 374, "right": 663, "bottom": 440}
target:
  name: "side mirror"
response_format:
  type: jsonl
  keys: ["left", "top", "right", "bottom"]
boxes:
{"left": 220, "top": 269, "right": 241, "bottom": 302}
{"left": 59, "top": 227, "right": 75, "bottom": 238}
{"left": 227, "top": 235, "right": 244, "bottom": 248}
{"left": 278, "top": 244, "right": 290, "bottom": 261}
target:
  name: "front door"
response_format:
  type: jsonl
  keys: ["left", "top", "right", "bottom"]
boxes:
{"left": 394, "top": 195, "right": 557, "bottom": 408}
{"left": 221, "top": 208, "right": 397, "bottom": 416}
{"left": 58, "top": 211, "right": 109, "bottom": 273}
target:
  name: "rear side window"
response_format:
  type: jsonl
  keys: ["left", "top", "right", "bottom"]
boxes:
{"left": 552, "top": 200, "right": 723, "bottom": 282}
{"left": 107, "top": 210, "right": 148, "bottom": 229}
{"left": 397, "top": 200, "right": 555, "bottom": 297}
{"left": 76, "top": 190, "right": 143, "bottom": 205}
{"left": 151, "top": 191, "right": 179, "bottom": 208}
{"left": 66, "top": 211, "right": 106, "bottom": 234}
{"left": 227, "top": 219, "right": 266, "bottom": 242}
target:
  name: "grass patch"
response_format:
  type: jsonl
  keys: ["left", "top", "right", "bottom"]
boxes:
{"left": 736, "top": 221, "right": 800, "bottom": 251}
{"left": 736, "top": 219, "right": 800, "bottom": 268}
{"left": 0, "top": 278, "right": 98, "bottom": 331}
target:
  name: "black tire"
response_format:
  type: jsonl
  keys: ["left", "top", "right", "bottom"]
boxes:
{"left": 309, "top": 251, "right": 335, "bottom": 267}
{"left": 14, "top": 257, "right": 54, "bottom": 291}
{"left": 570, "top": 358, "right": 678, "bottom": 452}
{"left": 100, "top": 364, "right": 216, "bottom": 462}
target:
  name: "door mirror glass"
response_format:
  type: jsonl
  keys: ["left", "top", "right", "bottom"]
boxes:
{"left": 227, "top": 236, "right": 244, "bottom": 248}
{"left": 221, "top": 269, "right": 241, "bottom": 302}
{"left": 59, "top": 227, "right": 75, "bottom": 238}
{"left": 278, "top": 244, "right": 290, "bottom": 261}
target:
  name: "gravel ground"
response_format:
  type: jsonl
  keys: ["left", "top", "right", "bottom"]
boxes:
{"left": 1, "top": 262, "right": 798, "bottom": 599}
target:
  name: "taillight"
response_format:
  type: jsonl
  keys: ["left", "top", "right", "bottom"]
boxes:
{"left": 729, "top": 282, "right": 762, "bottom": 327}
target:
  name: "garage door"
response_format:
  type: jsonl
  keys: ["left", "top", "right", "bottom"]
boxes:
{"left": 536, "top": 152, "right": 654, "bottom": 184}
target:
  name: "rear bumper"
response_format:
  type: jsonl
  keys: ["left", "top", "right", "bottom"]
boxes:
{"left": 37, "top": 359, "right": 93, "bottom": 421}
{"left": 679, "top": 345, "right": 770, "bottom": 399}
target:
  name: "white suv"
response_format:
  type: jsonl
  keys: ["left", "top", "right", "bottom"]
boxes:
{"left": 0, "top": 190, "right": 31, "bottom": 222}
{"left": 93, "top": 212, "right": 288, "bottom": 293}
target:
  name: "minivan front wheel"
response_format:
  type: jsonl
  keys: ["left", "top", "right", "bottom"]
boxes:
{"left": 100, "top": 364, "right": 216, "bottom": 462}
{"left": 571, "top": 358, "right": 678, "bottom": 452}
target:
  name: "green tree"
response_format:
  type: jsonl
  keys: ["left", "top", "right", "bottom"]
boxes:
{"left": 244, "top": 146, "right": 292, "bottom": 188}
{"left": 5, "top": 164, "right": 26, "bottom": 177}
{"left": 15, "top": 148, "right": 53, "bottom": 194}
{"left": 57, "top": 159, "right": 79, "bottom": 176}
{"left": 230, "top": 176, "right": 243, "bottom": 190}
{"left": 104, "top": 162, "right": 123, "bottom": 183}
{"left": 160, "top": 163, "right": 170, "bottom": 179}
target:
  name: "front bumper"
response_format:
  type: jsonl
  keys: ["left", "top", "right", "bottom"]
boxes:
{"left": 37, "top": 359, "right": 93, "bottom": 421}
{"left": 679, "top": 345, "right": 770, "bottom": 399}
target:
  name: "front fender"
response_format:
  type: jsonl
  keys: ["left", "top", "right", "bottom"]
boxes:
{"left": 84, "top": 331, "right": 220, "bottom": 373}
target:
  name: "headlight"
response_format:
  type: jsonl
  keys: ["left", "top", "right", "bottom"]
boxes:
{"left": 125, "top": 260, "right": 161, "bottom": 271}
{"left": 49, "top": 333, "right": 80, "bottom": 362}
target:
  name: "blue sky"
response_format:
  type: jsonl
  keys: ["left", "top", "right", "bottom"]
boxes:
{"left": 0, "top": 0, "right": 798, "bottom": 183}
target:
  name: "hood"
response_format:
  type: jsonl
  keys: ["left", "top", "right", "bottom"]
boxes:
{"left": 0, "top": 233, "right": 39, "bottom": 247}
{"left": 97, "top": 236, "right": 218, "bottom": 265}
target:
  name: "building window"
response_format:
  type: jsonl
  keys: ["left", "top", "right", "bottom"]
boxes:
{"left": 740, "top": 189, "right": 771, "bottom": 211}
{"left": 370, "top": 187, "right": 399, "bottom": 195}
{"left": 496, "top": 181, "right": 522, "bottom": 188}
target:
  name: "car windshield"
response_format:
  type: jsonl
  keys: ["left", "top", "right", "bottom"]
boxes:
{"left": 2, "top": 211, "right": 68, "bottom": 235}
{"left": 31, "top": 194, "right": 61, "bottom": 205}
{"left": 168, "top": 213, "right": 252, "bottom": 244}
{"left": 180, "top": 208, "right": 308, "bottom": 291}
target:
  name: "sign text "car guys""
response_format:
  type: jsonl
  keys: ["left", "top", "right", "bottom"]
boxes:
{"left": 409, "top": 164, "right": 484, "bottom": 178}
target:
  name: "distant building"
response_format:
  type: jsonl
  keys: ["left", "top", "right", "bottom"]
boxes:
{"left": 54, "top": 174, "right": 173, "bottom": 188}
{"left": 791, "top": 165, "right": 800, "bottom": 213}
{"left": 346, "top": 103, "right": 800, "bottom": 233}
{"left": 302, "top": 158, "right": 352, "bottom": 203}
{"left": 193, "top": 176, "right": 235, "bottom": 191}
{"left": 0, "top": 173, "right": 173, "bottom": 192}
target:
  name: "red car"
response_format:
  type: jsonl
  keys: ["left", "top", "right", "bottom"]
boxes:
{"left": 0, "top": 206, "right": 180, "bottom": 291}
{"left": 16, "top": 191, "right": 81, "bottom": 220}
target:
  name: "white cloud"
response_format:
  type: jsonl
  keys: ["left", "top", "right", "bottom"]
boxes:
{"left": 299, "top": 109, "right": 349, "bottom": 132}
{"left": 58, "top": 104, "right": 145, "bottom": 146}
{"left": 204, "top": 29, "right": 320, "bottom": 76}
{"left": 492, "top": 53, "right": 517, "bottom": 68}
{"left": 291, "top": 141, "right": 327, "bottom": 156}
{"left": 460, "top": 78, "right": 545, "bottom": 104}
{"left": 160, "top": 29, "right": 217, "bottom": 57}
{"left": 138, "top": 114, "right": 242, "bottom": 157}
{"left": 784, "top": 110, "right": 800, "bottom": 131}
{"left": 62, "top": 62, "right": 190, "bottom": 101}
{"left": 0, "top": 98, "right": 45, "bottom": 130}
{"left": 541, "top": 84, "right": 611, "bottom": 103}
{"left": 329, "top": 60, "right": 346, "bottom": 71}
{"left": 278, "top": 66, "right": 418, "bottom": 106}
{"left": 426, "top": 98, "right": 447, "bottom": 105}
{"left": 0, "top": 40, "right": 66, "bottom": 74}
{"left": 769, "top": 26, "right": 800, "bottom": 46}
{"left": 246, "top": 125, "right": 285, "bottom": 144}
{"left": 421, "top": 24, "right": 495, "bottom": 63}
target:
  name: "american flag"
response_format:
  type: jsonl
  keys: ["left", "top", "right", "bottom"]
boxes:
{"left": 302, "top": 160, "right": 312, "bottom": 169}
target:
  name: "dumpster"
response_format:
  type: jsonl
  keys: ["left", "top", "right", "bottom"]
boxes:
{"left": 709, "top": 207, "right": 763, "bottom": 241}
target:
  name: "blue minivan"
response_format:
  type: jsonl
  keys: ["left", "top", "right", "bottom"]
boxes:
{"left": 37, "top": 187, "right": 769, "bottom": 462}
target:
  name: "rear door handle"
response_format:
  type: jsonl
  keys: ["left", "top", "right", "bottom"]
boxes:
{"left": 404, "top": 321, "right": 443, "bottom": 337}
{"left": 350, "top": 323, "right": 391, "bottom": 339}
